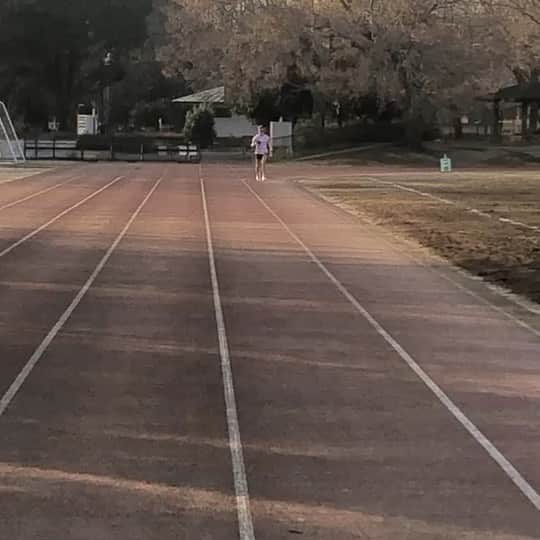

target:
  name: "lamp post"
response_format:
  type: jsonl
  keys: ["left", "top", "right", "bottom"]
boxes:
{"left": 102, "top": 51, "right": 113, "bottom": 134}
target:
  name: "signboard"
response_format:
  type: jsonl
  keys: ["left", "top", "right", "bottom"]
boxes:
{"left": 440, "top": 154, "right": 452, "bottom": 173}
{"left": 48, "top": 118, "right": 59, "bottom": 132}
{"left": 77, "top": 114, "right": 98, "bottom": 136}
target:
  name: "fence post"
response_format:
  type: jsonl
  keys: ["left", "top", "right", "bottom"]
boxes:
{"left": 35, "top": 137, "right": 38, "bottom": 159}
{"left": 52, "top": 136, "right": 56, "bottom": 160}
{"left": 140, "top": 143, "right": 144, "bottom": 161}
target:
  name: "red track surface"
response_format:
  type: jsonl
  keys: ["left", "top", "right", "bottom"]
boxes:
{"left": 0, "top": 162, "right": 538, "bottom": 539}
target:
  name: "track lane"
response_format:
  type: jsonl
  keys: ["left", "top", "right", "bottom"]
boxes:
{"left": 0, "top": 164, "right": 238, "bottom": 539}
{"left": 202, "top": 164, "right": 540, "bottom": 539}
{"left": 244, "top": 167, "right": 540, "bottom": 497}
{"left": 0, "top": 164, "right": 89, "bottom": 206}
{"left": 0, "top": 165, "right": 130, "bottom": 252}
{"left": 1, "top": 161, "right": 538, "bottom": 540}
{"left": 0, "top": 164, "right": 150, "bottom": 398}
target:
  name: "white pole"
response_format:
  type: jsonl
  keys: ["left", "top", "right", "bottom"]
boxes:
{"left": 0, "top": 102, "right": 19, "bottom": 163}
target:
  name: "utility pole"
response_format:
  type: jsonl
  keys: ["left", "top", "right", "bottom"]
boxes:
{"left": 102, "top": 51, "right": 113, "bottom": 134}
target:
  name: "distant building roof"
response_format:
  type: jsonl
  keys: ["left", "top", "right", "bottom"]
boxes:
{"left": 479, "top": 82, "right": 540, "bottom": 102}
{"left": 496, "top": 82, "right": 540, "bottom": 101}
{"left": 172, "top": 86, "right": 225, "bottom": 104}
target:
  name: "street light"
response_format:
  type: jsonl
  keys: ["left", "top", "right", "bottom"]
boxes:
{"left": 102, "top": 51, "right": 113, "bottom": 134}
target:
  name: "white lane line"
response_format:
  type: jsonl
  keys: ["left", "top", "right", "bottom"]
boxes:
{"left": 0, "top": 175, "right": 125, "bottom": 259}
{"left": 498, "top": 216, "right": 539, "bottom": 231}
{"left": 0, "top": 175, "right": 80, "bottom": 212}
{"left": 469, "top": 208, "right": 492, "bottom": 218}
{"left": 300, "top": 184, "right": 540, "bottom": 330}
{"left": 200, "top": 170, "right": 255, "bottom": 540}
{"left": 363, "top": 175, "right": 540, "bottom": 235}
{"left": 0, "top": 175, "right": 163, "bottom": 418}
{"left": 241, "top": 178, "right": 540, "bottom": 513}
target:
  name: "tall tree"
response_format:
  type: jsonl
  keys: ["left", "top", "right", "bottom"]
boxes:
{"left": 158, "top": 0, "right": 511, "bottom": 144}
{"left": 0, "top": 0, "right": 154, "bottom": 128}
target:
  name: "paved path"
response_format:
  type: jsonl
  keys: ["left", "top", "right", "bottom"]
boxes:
{"left": 0, "top": 163, "right": 538, "bottom": 539}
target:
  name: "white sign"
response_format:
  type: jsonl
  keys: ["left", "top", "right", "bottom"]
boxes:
{"left": 77, "top": 114, "right": 98, "bottom": 136}
{"left": 440, "top": 154, "right": 452, "bottom": 172}
{"left": 48, "top": 118, "right": 59, "bottom": 132}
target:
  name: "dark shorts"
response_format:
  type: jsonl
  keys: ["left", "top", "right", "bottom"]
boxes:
{"left": 255, "top": 154, "right": 266, "bottom": 161}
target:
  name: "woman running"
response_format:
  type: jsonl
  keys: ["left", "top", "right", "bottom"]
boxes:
{"left": 251, "top": 125, "right": 272, "bottom": 181}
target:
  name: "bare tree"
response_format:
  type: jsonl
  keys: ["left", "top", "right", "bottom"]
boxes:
{"left": 157, "top": 0, "right": 511, "bottom": 144}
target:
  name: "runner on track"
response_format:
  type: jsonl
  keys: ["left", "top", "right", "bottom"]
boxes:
{"left": 250, "top": 125, "right": 272, "bottom": 182}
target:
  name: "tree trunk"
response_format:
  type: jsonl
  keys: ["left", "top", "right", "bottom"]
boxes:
{"left": 530, "top": 102, "right": 538, "bottom": 134}
{"left": 521, "top": 102, "right": 529, "bottom": 141}
{"left": 55, "top": 98, "right": 71, "bottom": 131}
{"left": 453, "top": 116, "right": 463, "bottom": 139}
{"left": 492, "top": 100, "right": 501, "bottom": 141}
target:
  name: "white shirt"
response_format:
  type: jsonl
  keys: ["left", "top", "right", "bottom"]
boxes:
{"left": 252, "top": 133, "right": 271, "bottom": 155}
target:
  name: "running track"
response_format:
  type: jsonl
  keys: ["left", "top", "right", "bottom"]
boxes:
{"left": 0, "top": 163, "right": 539, "bottom": 539}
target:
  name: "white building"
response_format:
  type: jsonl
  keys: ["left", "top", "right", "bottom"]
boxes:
{"left": 172, "top": 86, "right": 255, "bottom": 138}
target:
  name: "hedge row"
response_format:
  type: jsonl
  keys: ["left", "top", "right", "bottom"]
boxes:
{"left": 294, "top": 122, "right": 440, "bottom": 153}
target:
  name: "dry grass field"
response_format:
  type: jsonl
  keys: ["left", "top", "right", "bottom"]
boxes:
{"left": 299, "top": 169, "right": 540, "bottom": 304}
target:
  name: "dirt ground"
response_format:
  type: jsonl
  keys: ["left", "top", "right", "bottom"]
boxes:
{"left": 297, "top": 168, "right": 540, "bottom": 305}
